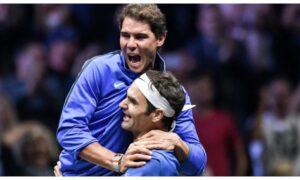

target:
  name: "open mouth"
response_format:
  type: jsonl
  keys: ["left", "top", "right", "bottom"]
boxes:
{"left": 127, "top": 54, "right": 141, "bottom": 69}
{"left": 128, "top": 54, "right": 141, "bottom": 62}
{"left": 123, "top": 113, "right": 132, "bottom": 122}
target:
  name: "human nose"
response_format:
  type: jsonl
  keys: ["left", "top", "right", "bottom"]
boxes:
{"left": 119, "top": 98, "right": 127, "bottom": 109}
{"left": 127, "top": 37, "right": 137, "bottom": 50}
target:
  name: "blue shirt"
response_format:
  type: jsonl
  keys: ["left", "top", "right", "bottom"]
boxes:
{"left": 123, "top": 150, "right": 179, "bottom": 176}
{"left": 57, "top": 50, "right": 206, "bottom": 176}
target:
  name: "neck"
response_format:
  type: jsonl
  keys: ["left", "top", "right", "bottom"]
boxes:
{"left": 133, "top": 127, "right": 168, "bottom": 141}
{"left": 133, "top": 132, "right": 147, "bottom": 140}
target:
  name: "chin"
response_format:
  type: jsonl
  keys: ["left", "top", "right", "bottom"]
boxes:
{"left": 128, "top": 66, "right": 144, "bottom": 74}
{"left": 121, "top": 122, "right": 131, "bottom": 131}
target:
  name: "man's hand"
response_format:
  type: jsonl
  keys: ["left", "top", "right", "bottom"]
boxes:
{"left": 53, "top": 161, "right": 63, "bottom": 176}
{"left": 136, "top": 130, "right": 189, "bottom": 162}
{"left": 120, "top": 141, "right": 152, "bottom": 173}
{"left": 136, "top": 130, "right": 180, "bottom": 150}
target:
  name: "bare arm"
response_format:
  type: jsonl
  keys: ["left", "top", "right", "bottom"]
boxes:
{"left": 79, "top": 142, "right": 116, "bottom": 171}
{"left": 54, "top": 142, "right": 152, "bottom": 176}
{"left": 173, "top": 133, "right": 190, "bottom": 162}
{"left": 53, "top": 142, "right": 117, "bottom": 176}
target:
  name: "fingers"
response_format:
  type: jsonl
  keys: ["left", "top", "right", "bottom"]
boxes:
{"left": 138, "top": 139, "right": 175, "bottom": 150}
{"left": 126, "top": 147, "right": 152, "bottom": 158}
{"left": 146, "top": 141, "right": 174, "bottom": 149}
{"left": 57, "top": 161, "right": 61, "bottom": 167}
{"left": 120, "top": 150, "right": 151, "bottom": 173}
{"left": 134, "top": 139, "right": 173, "bottom": 150}
{"left": 127, "top": 143, "right": 152, "bottom": 156}
{"left": 124, "top": 160, "right": 147, "bottom": 168}
{"left": 121, "top": 154, "right": 151, "bottom": 168}
{"left": 124, "top": 145, "right": 152, "bottom": 163}
{"left": 137, "top": 130, "right": 159, "bottom": 140}
{"left": 53, "top": 165, "right": 60, "bottom": 176}
{"left": 53, "top": 169, "right": 58, "bottom": 176}
{"left": 122, "top": 153, "right": 151, "bottom": 166}
{"left": 137, "top": 130, "right": 172, "bottom": 142}
{"left": 145, "top": 144, "right": 162, "bottom": 150}
{"left": 53, "top": 161, "right": 63, "bottom": 177}
{"left": 120, "top": 159, "right": 147, "bottom": 173}
{"left": 130, "top": 153, "right": 152, "bottom": 161}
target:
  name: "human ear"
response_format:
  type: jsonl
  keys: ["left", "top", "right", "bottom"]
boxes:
{"left": 151, "top": 109, "right": 164, "bottom": 123}
{"left": 156, "top": 32, "right": 167, "bottom": 47}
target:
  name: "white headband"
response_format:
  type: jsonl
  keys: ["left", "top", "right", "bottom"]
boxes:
{"left": 134, "top": 73, "right": 196, "bottom": 119}
{"left": 134, "top": 73, "right": 175, "bottom": 117}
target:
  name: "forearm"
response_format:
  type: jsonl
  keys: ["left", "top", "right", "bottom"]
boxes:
{"left": 180, "top": 143, "right": 207, "bottom": 175}
{"left": 173, "top": 91, "right": 207, "bottom": 175}
{"left": 169, "top": 133, "right": 207, "bottom": 175}
{"left": 174, "top": 134, "right": 190, "bottom": 162}
{"left": 79, "top": 142, "right": 116, "bottom": 171}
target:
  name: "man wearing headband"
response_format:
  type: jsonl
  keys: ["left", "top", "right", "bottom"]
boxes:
{"left": 56, "top": 4, "right": 206, "bottom": 176}
{"left": 119, "top": 70, "right": 185, "bottom": 176}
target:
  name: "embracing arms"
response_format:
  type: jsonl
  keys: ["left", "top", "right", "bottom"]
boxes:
{"left": 120, "top": 91, "right": 207, "bottom": 175}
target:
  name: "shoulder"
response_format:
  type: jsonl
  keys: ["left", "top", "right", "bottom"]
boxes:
{"left": 79, "top": 50, "right": 123, "bottom": 75}
{"left": 123, "top": 150, "right": 179, "bottom": 176}
{"left": 87, "top": 50, "right": 122, "bottom": 67}
{"left": 151, "top": 150, "right": 176, "bottom": 161}
{"left": 123, "top": 157, "right": 161, "bottom": 176}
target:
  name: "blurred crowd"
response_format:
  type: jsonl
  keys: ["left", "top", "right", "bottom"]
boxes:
{"left": 1, "top": 4, "right": 300, "bottom": 176}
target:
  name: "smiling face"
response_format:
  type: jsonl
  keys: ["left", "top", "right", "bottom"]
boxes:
{"left": 120, "top": 17, "right": 166, "bottom": 73}
{"left": 119, "top": 83, "right": 158, "bottom": 137}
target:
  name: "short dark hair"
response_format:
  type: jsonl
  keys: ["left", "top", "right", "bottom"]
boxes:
{"left": 144, "top": 70, "right": 186, "bottom": 130}
{"left": 118, "top": 4, "right": 167, "bottom": 38}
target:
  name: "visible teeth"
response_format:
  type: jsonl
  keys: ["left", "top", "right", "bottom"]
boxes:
{"left": 123, "top": 115, "right": 131, "bottom": 121}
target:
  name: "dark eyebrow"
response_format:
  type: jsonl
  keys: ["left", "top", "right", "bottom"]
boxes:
{"left": 128, "top": 95, "right": 138, "bottom": 105}
{"left": 136, "top": 33, "right": 148, "bottom": 37}
{"left": 120, "top": 31, "right": 129, "bottom": 36}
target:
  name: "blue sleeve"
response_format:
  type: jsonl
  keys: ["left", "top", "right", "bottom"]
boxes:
{"left": 56, "top": 60, "right": 102, "bottom": 160}
{"left": 123, "top": 159, "right": 161, "bottom": 176}
{"left": 175, "top": 88, "right": 207, "bottom": 175}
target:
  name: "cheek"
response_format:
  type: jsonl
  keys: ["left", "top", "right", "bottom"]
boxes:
{"left": 143, "top": 40, "right": 157, "bottom": 50}
{"left": 130, "top": 114, "right": 142, "bottom": 129}
{"left": 143, "top": 46, "right": 158, "bottom": 60}
{"left": 130, "top": 108, "right": 144, "bottom": 120}
{"left": 119, "top": 40, "right": 124, "bottom": 49}
{"left": 139, "top": 42, "right": 155, "bottom": 54}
